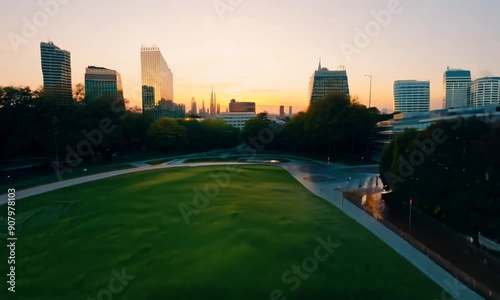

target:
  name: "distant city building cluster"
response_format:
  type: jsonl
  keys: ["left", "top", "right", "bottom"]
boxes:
{"left": 40, "top": 42, "right": 127, "bottom": 110}
{"left": 444, "top": 67, "right": 500, "bottom": 109}
{"left": 304, "top": 59, "right": 500, "bottom": 116}
{"left": 375, "top": 67, "right": 500, "bottom": 153}
{"left": 37, "top": 41, "right": 500, "bottom": 128}
{"left": 393, "top": 67, "right": 500, "bottom": 114}
{"left": 39, "top": 41, "right": 183, "bottom": 118}
{"left": 38, "top": 41, "right": 305, "bottom": 129}
{"left": 150, "top": 99, "right": 185, "bottom": 119}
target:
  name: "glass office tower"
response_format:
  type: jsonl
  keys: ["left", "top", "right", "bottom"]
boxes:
{"left": 141, "top": 45, "right": 173, "bottom": 105}
{"left": 40, "top": 41, "right": 72, "bottom": 104}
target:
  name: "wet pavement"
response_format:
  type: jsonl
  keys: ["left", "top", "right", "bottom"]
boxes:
{"left": 284, "top": 161, "right": 495, "bottom": 299}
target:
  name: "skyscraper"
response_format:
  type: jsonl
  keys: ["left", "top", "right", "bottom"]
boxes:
{"left": 209, "top": 88, "right": 218, "bottom": 117}
{"left": 210, "top": 89, "right": 214, "bottom": 116}
{"left": 85, "top": 66, "right": 123, "bottom": 102}
{"left": 142, "top": 86, "right": 155, "bottom": 112}
{"left": 394, "top": 80, "right": 430, "bottom": 113}
{"left": 40, "top": 41, "right": 72, "bottom": 104}
{"left": 443, "top": 67, "right": 471, "bottom": 108}
{"left": 214, "top": 93, "right": 217, "bottom": 115}
{"left": 141, "top": 45, "right": 174, "bottom": 106}
{"left": 190, "top": 97, "right": 198, "bottom": 115}
{"left": 470, "top": 77, "right": 500, "bottom": 107}
{"left": 279, "top": 106, "right": 285, "bottom": 119}
{"left": 308, "top": 60, "right": 350, "bottom": 104}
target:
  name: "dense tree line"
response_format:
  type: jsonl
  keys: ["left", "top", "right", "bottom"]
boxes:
{"left": 239, "top": 93, "right": 389, "bottom": 159}
{"left": 0, "top": 86, "right": 153, "bottom": 163}
{"left": 145, "top": 118, "right": 239, "bottom": 153}
{"left": 2, "top": 87, "right": 389, "bottom": 169}
{"left": 380, "top": 117, "right": 500, "bottom": 240}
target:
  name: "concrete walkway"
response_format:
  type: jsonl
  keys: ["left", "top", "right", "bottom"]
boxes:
{"left": 0, "top": 159, "right": 484, "bottom": 299}
{"left": 283, "top": 163, "right": 483, "bottom": 300}
{"left": 0, "top": 162, "right": 244, "bottom": 204}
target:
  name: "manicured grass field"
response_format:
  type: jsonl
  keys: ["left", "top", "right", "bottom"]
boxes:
{"left": 0, "top": 166, "right": 444, "bottom": 299}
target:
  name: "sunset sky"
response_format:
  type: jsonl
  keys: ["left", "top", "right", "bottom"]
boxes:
{"left": 2, "top": 0, "right": 500, "bottom": 113}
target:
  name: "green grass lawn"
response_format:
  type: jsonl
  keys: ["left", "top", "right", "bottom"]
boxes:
{"left": 0, "top": 166, "right": 444, "bottom": 299}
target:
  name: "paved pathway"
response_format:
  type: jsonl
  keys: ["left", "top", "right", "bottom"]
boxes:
{"left": 283, "top": 163, "right": 483, "bottom": 300}
{"left": 0, "top": 159, "right": 484, "bottom": 299}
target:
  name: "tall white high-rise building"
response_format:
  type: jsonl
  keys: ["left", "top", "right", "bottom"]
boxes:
{"left": 141, "top": 45, "right": 173, "bottom": 105}
{"left": 470, "top": 77, "right": 500, "bottom": 107}
{"left": 443, "top": 67, "right": 471, "bottom": 108}
{"left": 394, "top": 80, "right": 430, "bottom": 113}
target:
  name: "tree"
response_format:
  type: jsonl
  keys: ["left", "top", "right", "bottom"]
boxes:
{"left": 145, "top": 118, "right": 188, "bottom": 153}
{"left": 281, "top": 112, "right": 308, "bottom": 151}
{"left": 178, "top": 119, "right": 204, "bottom": 152}
{"left": 73, "top": 83, "right": 85, "bottom": 102}
{"left": 200, "top": 119, "right": 238, "bottom": 150}
{"left": 379, "top": 117, "right": 500, "bottom": 240}
{"left": 240, "top": 113, "right": 272, "bottom": 147}
{"left": 300, "top": 92, "right": 380, "bottom": 157}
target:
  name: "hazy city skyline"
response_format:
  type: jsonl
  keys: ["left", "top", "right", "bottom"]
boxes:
{"left": 2, "top": 0, "right": 500, "bottom": 113}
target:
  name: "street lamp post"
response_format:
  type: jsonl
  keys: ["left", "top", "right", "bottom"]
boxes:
{"left": 335, "top": 186, "right": 344, "bottom": 208}
{"left": 364, "top": 74, "right": 372, "bottom": 108}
